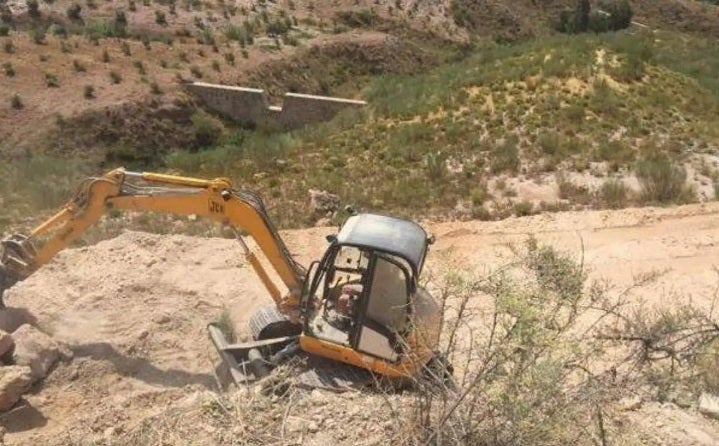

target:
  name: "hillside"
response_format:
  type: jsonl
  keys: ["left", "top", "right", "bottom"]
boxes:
{"left": 127, "top": 29, "right": 719, "bottom": 228}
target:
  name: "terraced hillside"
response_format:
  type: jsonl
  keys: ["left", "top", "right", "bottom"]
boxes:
{"left": 159, "top": 29, "right": 719, "bottom": 227}
{"left": 1, "top": 1, "right": 719, "bottom": 234}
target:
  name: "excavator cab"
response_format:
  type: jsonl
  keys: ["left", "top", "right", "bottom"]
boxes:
{"left": 300, "top": 214, "right": 432, "bottom": 365}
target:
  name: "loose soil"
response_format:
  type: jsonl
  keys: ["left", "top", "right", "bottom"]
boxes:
{"left": 1, "top": 202, "right": 719, "bottom": 444}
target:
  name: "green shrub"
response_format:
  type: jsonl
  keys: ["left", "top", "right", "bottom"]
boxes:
{"left": 557, "top": 173, "right": 591, "bottom": 204}
{"left": 31, "top": 27, "right": 46, "bottom": 44}
{"left": 596, "top": 140, "right": 633, "bottom": 165}
{"left": 155, "top": 10, "right": 167, "bottom": 25}
{"left": 85, "top": 19, "right": 114, "bottom": 40}
{"left": 0, "top": 23, "right": 10, "bottom": 36}
{"left": 48, "top": 23, "right": 67, "bottom": 37}
{"left": 600, "top": 179, "right": 629, "bottom": 209}
{"left": 635, "top": 155, "right": 694, "bottom": 204}
{"left": 133, "top": 60, "right": 145, "bottom": 75}
{"left": 191, "top": 111, "right": 221, "bottom": 148}
{"left": 514, "top": 200, "right": 534, "bottom": 217}
{"left": 114, "top": 10, "right": 128, "bottom": 37}
{"left": 587, "top": 12, "right": 609, "bottom": 33}
{"left": 72, "top": 59, "right": 86, "bottom": 72}
{"left": 109, "top": 70, "right": 122, "bottom": 84}
{"left": 605, "top": 0, "right": 633, "bottom": 31}
{"left": 224, "top": 52, "right": 235, "bottom": 65}
{"left": 150, "top": 81, "right": 162, "bottom": 94}
{"left": 83, "top": 84, "right": 94, "bottom": 99}
{"left": 45, "top": 72, "right": 59, "bottom": 87}
{"left": 10, "top": 93, "right": 22, "bottom": 109}
{"left": 3, "top": 40, "right": 13, "bottom": 53}
{"left": 27, "top": 0, "right": 40, "bottom": 17}
{"left": 490, "top": 136, "right": 520, "bottom": 174}
{"left": 189, "top": 65, "right": 202, "bottom": 78}
{"left": 2, "top": 62, "right": 14, "bottom": 77}
{"left": 424, "top": 151, "right": 446, "bottom": 181}
{"left": 66, "top": 3, "right": 82, "bottom": 20}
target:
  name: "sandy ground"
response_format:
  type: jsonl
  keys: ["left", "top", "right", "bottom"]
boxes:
{"left": 1, "top": 202, "right": 719, "bottom": 444}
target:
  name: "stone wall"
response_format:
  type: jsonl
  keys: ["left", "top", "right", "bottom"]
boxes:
{"left": 185, "top": 83, "right": 270, "bottom": 126}
{"left": 277, "top": 93, "right": 367, "bottom": 129}
{"left": 187, "top": 82, "right": 367, "bottom": 129}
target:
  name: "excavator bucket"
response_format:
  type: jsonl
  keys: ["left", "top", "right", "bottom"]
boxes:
{"left": 207, "top": 324, "right": 374, "bottom": 391}
{"left": 207, "top": 323, "right": 299, "bottom": 387}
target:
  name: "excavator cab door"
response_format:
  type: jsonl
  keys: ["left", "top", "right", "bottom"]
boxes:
{"left": 353, "top": 253, "right": 411, "bottom": 362}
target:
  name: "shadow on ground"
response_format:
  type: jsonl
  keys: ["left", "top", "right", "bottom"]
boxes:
{"left": 0, "top": 307, "right": 38, "bottom": 333}
{"left": 0, "top": 400, "right": 48, "bottom": 433}
{"left": 72, "top": 342, "right": 216, "bottom": 389}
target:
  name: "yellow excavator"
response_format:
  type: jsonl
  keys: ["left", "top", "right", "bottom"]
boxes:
{"left": 0, "top": 168, "right": 449, "bottom": 389}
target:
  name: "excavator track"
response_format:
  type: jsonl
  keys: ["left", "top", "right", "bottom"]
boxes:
{"left": 249, "top": 305, "right": 302, "bottom": 341}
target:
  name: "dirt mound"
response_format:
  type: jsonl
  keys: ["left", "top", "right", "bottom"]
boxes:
{"left": 1, "top": 203, "right": 719, "bottom": 444}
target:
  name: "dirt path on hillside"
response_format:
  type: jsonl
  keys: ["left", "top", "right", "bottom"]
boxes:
{"left": 1, "top": 203, "right": 718, "bottom": 445}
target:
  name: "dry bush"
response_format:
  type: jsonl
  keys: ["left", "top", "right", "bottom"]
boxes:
{"left": 635, "top": 155, "right": 695, "bottom": 204}
{"left": 394, "top": 239, "right": 719, "bottom": 445}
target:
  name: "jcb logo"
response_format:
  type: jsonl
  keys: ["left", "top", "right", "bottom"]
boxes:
{"left": 209, "top": 199, "right": 225, "bottom": 214}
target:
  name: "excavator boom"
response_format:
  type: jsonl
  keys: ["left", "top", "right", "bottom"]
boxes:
{"left": 0, "top": 168, "right": 305, "bottom": 318}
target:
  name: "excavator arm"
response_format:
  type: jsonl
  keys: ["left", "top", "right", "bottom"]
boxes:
{"left": 0, "top": 168, "right": 305, "bottom": 319}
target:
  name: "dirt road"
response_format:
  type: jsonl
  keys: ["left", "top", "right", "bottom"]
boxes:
{"left": 1, "top": 202, "right": 718, "bottom": 445}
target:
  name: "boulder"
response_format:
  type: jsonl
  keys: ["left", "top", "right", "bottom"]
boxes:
{"left": 12, "top": 324, "right": 72, "bottom": 382}
{"left": 308, "top": 189, "right": 340, "bottom": 215}
{"left": 0, "top": 365, "right": 33, "bottom": 411}
{"left": 698, "top": 392, "right": 719, "bottom": 420}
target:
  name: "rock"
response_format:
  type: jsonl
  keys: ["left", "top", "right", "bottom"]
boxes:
{"left": 669, "top": 390, "right": 693, "bottom": 409}
{"left": 12, "top": 324, "right": 72, "bottom": 382}
{"left": 0, "top": 329, "right": 15, "bottom": 361}
{"left": 618, "top": 395, "right": 642, "bottom": 411}
{"left": 0, "top": 365, "right": 33, "bottom": 411}
{"left": 153, "top": 314, "right": 171, "bottom": 325}
{"left": 307, "top": 421, "right": 319, "bottom": 433}
{"left": 314, "top": 217, "right": 333, "bottom": 227}
{"left": 308, "top": 190, "right": 340, "bottom": 215}
{"left": 698, "top": 392, "right": 719, "bottom": 420}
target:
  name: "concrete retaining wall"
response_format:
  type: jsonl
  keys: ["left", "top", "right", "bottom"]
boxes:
{"left": 277, "top": 93, "right": 367, "bottom": 129}
{"left": 187, "top": 82, "right": 366, "bottom": 129}
{"left": 185, "top": 83, "right": 270, "bottom": 126}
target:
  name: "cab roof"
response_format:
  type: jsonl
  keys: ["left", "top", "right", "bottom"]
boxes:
{"left": 336, "top": 213, "right": 429, "bottom": 275}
